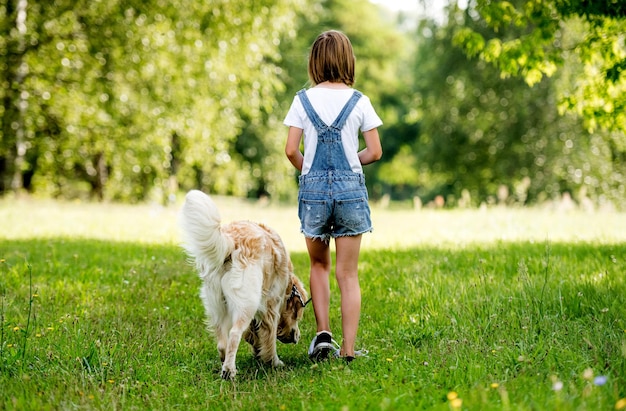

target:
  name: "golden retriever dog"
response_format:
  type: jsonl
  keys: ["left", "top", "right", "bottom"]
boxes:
{"left": 180, "top": 190, "right": 308, "bottom": 379}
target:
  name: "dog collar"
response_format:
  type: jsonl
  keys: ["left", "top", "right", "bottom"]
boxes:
{"left": 289, "top": 284, "right": 311, "bottom": 307}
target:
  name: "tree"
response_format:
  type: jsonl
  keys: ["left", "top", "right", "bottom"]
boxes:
{"left": 1, "top": 0, "right": 29, "bottom": 193}
{"left": 0, "top": 0, "right": 305, "bottom": 201}
{"left": 453, "top": 0, "right": 626, "bottom": 135}
{"left": 398, "top": 2, "right": 624, "bottom": 207}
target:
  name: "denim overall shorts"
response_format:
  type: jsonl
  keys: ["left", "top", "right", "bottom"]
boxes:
{"left": 297, "top": 89, "right": 372, "bottom": 241}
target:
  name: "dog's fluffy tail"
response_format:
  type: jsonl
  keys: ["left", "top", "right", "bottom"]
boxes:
{"left": 180, "top": 190, "right": 233, "bottom": 276}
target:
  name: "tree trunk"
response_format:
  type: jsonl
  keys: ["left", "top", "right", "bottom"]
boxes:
{"left": 1, "top": 0, "right": 29, "bottom": 195}
{"left": 95, "top": 152, "right": 108, "bottom": 201}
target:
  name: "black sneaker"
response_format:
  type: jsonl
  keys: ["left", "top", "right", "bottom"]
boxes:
{"left": 308, "top": 332, "right": 338, "bottom": 362}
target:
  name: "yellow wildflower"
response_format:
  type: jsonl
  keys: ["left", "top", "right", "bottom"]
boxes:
{"left": 450, "top": 398, "right": 462, "bottom": 409}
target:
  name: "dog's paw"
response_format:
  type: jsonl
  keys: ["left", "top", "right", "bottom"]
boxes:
{"left": 272, "top": 358, "right": 285, "bottom": 368}
{"left": 221, "top": 365, "right": 237, "bottom": 380}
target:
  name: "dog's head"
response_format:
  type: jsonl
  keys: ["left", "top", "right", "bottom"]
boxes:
{"left": 277, "top": 274, "right": 308, "bottom": 344}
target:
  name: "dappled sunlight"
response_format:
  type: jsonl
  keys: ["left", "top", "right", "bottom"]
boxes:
{"left": 2, "top": 198, "right": 626, "bottom": 251}
{"left": 1, "top": 199, "right": 182, "bottom": 245}
{"left": 365, "top": 207, "right": 626, "bottom": 249}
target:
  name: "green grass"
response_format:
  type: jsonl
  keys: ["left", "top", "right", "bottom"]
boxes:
{"left": 1, "top": 199, "right": 626, "bottom": 410}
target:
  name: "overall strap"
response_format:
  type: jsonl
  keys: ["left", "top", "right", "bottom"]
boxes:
{"left": 297, "top": 89, "right": 363, "bottom": 132}
{"left": 296, "top": 89, "right": 326, "bottom": 132}
{"left": 330, "top": 91, "right": 362, "bottom": 130}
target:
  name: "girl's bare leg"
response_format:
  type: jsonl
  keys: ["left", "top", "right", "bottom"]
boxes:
{"left": 334, "top": 235, "right": 362, "bottom": 357}
{"left": 305, "top": 237, "right": 332, "bottom": 333}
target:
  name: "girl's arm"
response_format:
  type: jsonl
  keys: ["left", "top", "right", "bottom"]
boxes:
{"left": 358, "top": 128, "right": 382, "bottom": 165}
{"left": 285, "top": 126, "right": 304, "bottom": 171}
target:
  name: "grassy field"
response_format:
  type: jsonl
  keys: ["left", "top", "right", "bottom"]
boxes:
{"left": 1, "top": 198, "right": 625, "bottom": 410}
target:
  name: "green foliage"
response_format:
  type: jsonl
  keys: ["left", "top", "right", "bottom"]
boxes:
{"left": 453, "top": 0, "right": 626, "bottom": 135}
{"left": 402, "top": 2, "right": 626, "bottom": 207}
{"left": 1, "top": 237, "right": 625, "bottom": 410}
{"left": 377, "top": 145, "right": 420, "bottom": 186}
{"left": 557, "top": 0, "right": 626, "bottom": 19}
{"left": 1, "top": 0, "right": 303, "bottom": 201}
{"left": 2, "top": 0, "right": 626, "bottom": 209}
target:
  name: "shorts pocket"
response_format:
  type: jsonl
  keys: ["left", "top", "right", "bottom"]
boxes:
{"left": 299, "top": 199, "right": 328, "bottom": 232}
{"left": 335, "top": 197, "right": 370, "bottom": 231}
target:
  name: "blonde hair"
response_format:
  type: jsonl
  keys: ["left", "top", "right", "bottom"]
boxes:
{"left": 308, "top": 30, "right": 355, "bottom": 86}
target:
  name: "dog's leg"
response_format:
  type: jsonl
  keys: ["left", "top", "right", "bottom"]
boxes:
{"left": 215, "top": 324, "right": 228, "bottom": 363}
{"left": 244, "top": 320, "right": 261, "bottom": 358}
{"left": 256, "top": 299, "right": 283, "bottom": 367}
{"left": 220, "top": 266, "right": 263, "bottom": 380}
{"left": 200, "top": 284, "right": 229, "bottom": 364}
{"left": 221, "top": 311, "right": 255, "bottom": 380}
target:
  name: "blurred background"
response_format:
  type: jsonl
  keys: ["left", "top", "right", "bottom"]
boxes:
{"left": 1, "top": 0, "right": 624, "bottom": 210}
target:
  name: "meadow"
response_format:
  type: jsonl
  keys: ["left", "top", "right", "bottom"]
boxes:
{"left": 1, "top": 197, "right": 625, "bottom": 410}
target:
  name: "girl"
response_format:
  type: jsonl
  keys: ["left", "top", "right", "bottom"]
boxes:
{"left": 283, "top": 30, "right": 383, "bottom": 362}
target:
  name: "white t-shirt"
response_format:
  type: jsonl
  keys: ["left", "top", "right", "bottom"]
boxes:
{"left": 283, "top": 87, "right": 382, "bottom": 175}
